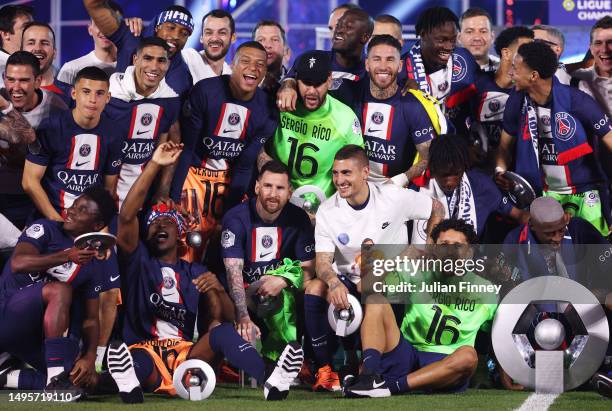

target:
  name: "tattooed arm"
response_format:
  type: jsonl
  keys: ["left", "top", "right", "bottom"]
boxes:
{"left": 0, "top": 96, "right": 35, "bottom": 145}
{"left": 257, "top": 146, "right": 273, "bottom": 172}
{"left": 316, "top": 251, "right": 350, "bottom": 309}
{"left": 426, "top": 198, "right": 445, "bottom": 242}
{"left": 224, "top": 257, "right": 260, "bottom": 339}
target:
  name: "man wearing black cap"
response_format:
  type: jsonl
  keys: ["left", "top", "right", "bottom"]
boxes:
{"left": 83, "top": 0, "right": 194, "bottom": 97}
{"left": 267, "top": 50, "right": 363, "bottom": 216}
{"left": 277, "top": 8, "right": 373, "bottom": 111}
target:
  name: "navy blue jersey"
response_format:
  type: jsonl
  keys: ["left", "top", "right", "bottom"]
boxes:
{"left": 0, "top": 219, "right": 107, "bottom": 299}
{"left": 105, "top": 96, "right": 181, "bottom": 204}
{"left": 173, "top": 75, "right": 278, "bottom": 201}
{"left": 108, "top": 23, "right": 192, "bottom": 98}
{"left": 470, "top": 71, "right": 512, "bottom": 148}
{"left": 219, "top": 198, "right": 315, "bottom": 284}
{"left": 349, "top": 79, "right": 436, "bottom": 182}
{"left": 27, "top": 111, "right": 123, "bottom": 212}
{"left": 118, "top": 243, "right": 206, "bottom": 344}
{"left": 503, "top": 88, "right": 610, "bottom": 194}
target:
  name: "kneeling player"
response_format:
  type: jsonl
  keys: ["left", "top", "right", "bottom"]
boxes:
{"left": 110, "top": 142, "right": 303, "bottom": 402}
{"left": 344, "top": 219, "right": 497, "bottom": 397}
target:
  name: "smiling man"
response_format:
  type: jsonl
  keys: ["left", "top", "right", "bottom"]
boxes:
{"left": 399, "top": 7, "right": 479, "bottom": 114}
{"left": 172, "top": 41, "right": 278, "bottom": 263}
{"left": 458, "top": 7, "right": 497, "bottom": 72}
{"left": 182, "top": 9, "right": 235, "bottom": 84}
{"left": 277, "top": 8, "right": 373, "bottom": 111}
{"left": 253, "top": 20, "right": 291, "bottom": 94}
{"left": 22, "top": 67, "right": 122, "bottom": 222}
{"left": 104, "top": 37, "right": 181, "bottom": 208}
{"left": 0, "top": 4, "right": 33, "bottom": 86}
{"left": 84, "top": 0, "right": 194, "bottom": 98}
{"left": 268, "top": 50, "right": 363, "bottom": 214}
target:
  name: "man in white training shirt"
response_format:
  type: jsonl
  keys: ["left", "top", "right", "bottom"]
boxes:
{"left": 182, "top": 9, "right": 234, "bottom": 84}
{"left": 303, "top": 144, "right": 444, "bottom": 392}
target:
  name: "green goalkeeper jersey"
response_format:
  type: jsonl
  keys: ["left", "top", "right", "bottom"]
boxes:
{"left": 400, "top": 270, "right": 498, "bottom": 354}
{"left": 269, "top": 94, "right": 363, "bottom": 200}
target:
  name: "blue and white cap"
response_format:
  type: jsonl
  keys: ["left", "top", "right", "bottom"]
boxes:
{"left": 155, "top": 8, "right": 194, "bottom": 34}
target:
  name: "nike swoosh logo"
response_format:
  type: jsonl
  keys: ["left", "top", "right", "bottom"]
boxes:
{"left": 136, "top": 130, "right": 149, "bottom": 135}
{"left": 373, "top": 381, "right": 386, "bottom": 388}
{"left": 75, "top": 160, "right": 89, "bottom": 167}
{"left": 50, "top": 269, "right": 65, "bottom": 275}
{"left": 483, "top": 112, "right": 501, "bottom": 119}
{"left": 162, "top": 292, "right": 175, "bottom": 297}
{"left": 367, "top": 128, "right": 382, "bottom": 133}
{"left": 311, "top": 335, "right": 327, "bottom": 342}
{"left": 110, "top": 275, "right": 120, "bottom": 282}
{"left": 260, "top": 252, "right": 273, "bottom": 258}
{"left": 223, "top": 128, "right": 238, "bottom": 133}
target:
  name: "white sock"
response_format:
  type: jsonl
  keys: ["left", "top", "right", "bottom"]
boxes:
{"left": 108, "top": 344, "right": 140, "bottom": 392}
{"left": 6, "top": 370, "right": 20, "bottom": 388}
{"left": 95, "top": 346, "right": 106, "bottom": 370}
{"left": 46, "top": 366, "right": 63, "bottom": 385}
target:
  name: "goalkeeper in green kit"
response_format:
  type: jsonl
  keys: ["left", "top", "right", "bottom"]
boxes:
{"left": 267, "top": 50, "right": 363, "bottom": 213}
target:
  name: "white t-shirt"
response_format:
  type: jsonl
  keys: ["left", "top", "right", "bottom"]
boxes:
{"left": 181, "top": 48, "right": 232, "bottom": 85}
{"left": 315, "top": 182, "right": 433, "bottom": 283}
{"left": 0, "top": 49, "right": 10, "bottom": 88}
{"left": 57, "top": 51, "right": 116, "bottom": 85}
{"left": 22, "top": 89, "right": 68, "bottom": 128}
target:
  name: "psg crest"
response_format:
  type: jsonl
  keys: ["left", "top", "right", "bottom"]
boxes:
{"left": 141, "top": 113, "right": 153, "bottom": 126}
{"left": 554, "top": 112, "right": 577, "bottom": 141}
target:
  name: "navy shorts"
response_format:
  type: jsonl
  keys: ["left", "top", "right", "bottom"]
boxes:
{"left": 378, "top": 336, "right": 469, "bottom": 393}
{"left": 0, "top": 282, "right": 46, "bottom": 370}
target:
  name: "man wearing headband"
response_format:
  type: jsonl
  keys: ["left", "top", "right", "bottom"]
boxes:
{"left": 0, "top": 186, "right": 118, "bottom": 399}
{"left": 112, "top": 142, "right": 304, "bottom": 401}
{"left": 84, "top": 1, "right": 194, "bottom": 97}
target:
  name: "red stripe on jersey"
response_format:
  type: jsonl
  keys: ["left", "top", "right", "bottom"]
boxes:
{"left": 175, "top": 271, "right": 184, "bottom": 338}
{"left": 386, "top": 106, "right": 395, "bottom": 141}
{"left": 213, "top": 104, "right": 227, "bottom": 136}
{"left": 93, "top": 136, "right": 101, "bottom": 169}
{"left": 42, "top": 83, "right": 64, "bottom": 95}
{"left": 66, "top": 264, "right": 81, "bottom": 284}
{"left": 239, "top": 109, "right": 251, "bottom": 140}
{"left": 446, "top": 83, "right": 478, "bottom": 108}
{"left": 361, "top": 104, "right": 368, "bottom": 134}
{"left": 383, "top": 163, "right": 389, "bottom": 177}
{"left": 66, "top": 136, "right": 76, "bottom": 167}
{"left": 128, "top": 107, "right": 138, "bottom": 139}
{"left": 59, "top": 190, "right": 65, "bottom": 211}
{"left": 251, "top": 228, "right": 257, "bottom": 261}
{"left": 152, "top": 106, "right": 164, "bottom": 139}
{"left": 477, "top": 92, "right": 487, "bottom": 119}
{"left": 564, "top": 165, "right": 576, "bottom": 194}
{"left": 276, "top": 227, "right": 282, "bottom": 259}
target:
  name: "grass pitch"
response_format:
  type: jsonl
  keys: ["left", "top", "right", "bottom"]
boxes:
{"left": 0, "top": 385, "right": 609, "bottom": 411}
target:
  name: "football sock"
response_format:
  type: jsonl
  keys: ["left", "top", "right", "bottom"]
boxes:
{"left": 362, "top": 349, "right": 382, "bottom": 375}
{"left": 386, "top": 375, "right": 410, "bottom": 394}
{"left": 130, "top": 348, "right": 156, "bottom": 385}
{"left": 304, "top": 294, "right": 333, "bottom": 369}
{"left": 44, "top": 337, "right": 79, "bottom": 385}
{"left": 209, "top": 322, "right": 265, "bottom": 382}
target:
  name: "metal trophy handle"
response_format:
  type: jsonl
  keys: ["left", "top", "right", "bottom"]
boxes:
{"left": 290, "top": 185, "right": 327, "bottom": 213}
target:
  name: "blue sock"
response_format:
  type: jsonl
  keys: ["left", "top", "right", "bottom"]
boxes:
{"left": 18, "top": 369, "right": 45, "bottom": 390}
{"left": 45, "top": 337, "right": 79, "bottom": 372}
{"left": 304, "top": 294, "right": 333, "bottom": 369}
{"left": 385, "top": 375, "right": 410, "bottom": 394}
{"left": 209, "top": 322, "right": 265, "bottom": 382}
{"left": 130, "top": 349, "right": 156, "bottom": 386}
{"left": 362, "top": 349, "right": 382, "bottom": 375}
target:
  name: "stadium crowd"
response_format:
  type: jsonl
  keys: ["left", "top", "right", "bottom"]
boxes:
{"left": 0, "top": 0, "right": 611, "bottom": 403}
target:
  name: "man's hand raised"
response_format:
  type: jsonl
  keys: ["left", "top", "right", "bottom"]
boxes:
{"left": 151, "top": 142, "right": 183, "bottom": 167}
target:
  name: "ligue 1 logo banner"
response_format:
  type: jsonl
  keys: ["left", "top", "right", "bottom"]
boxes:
{"left": 550, "top": 0, "right": 612, "bottom": 26}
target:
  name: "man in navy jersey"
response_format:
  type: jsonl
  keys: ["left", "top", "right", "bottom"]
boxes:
{"left": 399, "top": 7, "right": 480, "bottom": 118}
{"left": 465, "top": 26, "right": 534, "bottom": 172}
{"left": 220, "top": 160, "right": 315, "bottom": 361}
{"left": 0, "top": 186, "right": 117, "bottom": 399}
{"left": 410, "top": 135, "right": 528, "bottom": 244}
{"left": 111, "top": 141, "right": 303, "bottom": 401}
{"left": 22, "top": 66, "right": 122, "bottom": 222}
{"left": 105, "top": 37, "right": 181, "bottom": 207}
{"left": 172, "top": 41, "right": 278, "bottom": 263}
{"left": 352, "top": 35, "right": 441, "bottom": 186}
{"left": 276, "top": 8, "right": 373, "bottom": 111}
{"left": 84, "top": 1, "right": 194, "bottom": 98}
{"left": 496, "top": 41, "right": 612, "bottom": 237}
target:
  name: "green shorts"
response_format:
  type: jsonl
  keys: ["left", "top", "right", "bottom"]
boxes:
{"left": 544, "top": 190, "right": 609, "bottom": 237}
